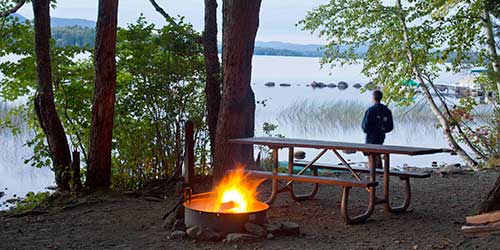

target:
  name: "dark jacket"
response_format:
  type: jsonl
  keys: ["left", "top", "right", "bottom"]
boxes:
{"left": 362, "top": 103, "right": 393, "bottom": 144}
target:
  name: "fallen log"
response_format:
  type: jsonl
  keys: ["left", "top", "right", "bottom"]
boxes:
{"left": 461, "top": 221, "right": 500, "bottom": 238}
{"left": 466, "top": 210, "right": 500, "bottom": 225}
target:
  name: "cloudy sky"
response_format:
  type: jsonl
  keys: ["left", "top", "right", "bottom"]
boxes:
{"left": 17, "top": 0, "right": 329, "bottom": 44}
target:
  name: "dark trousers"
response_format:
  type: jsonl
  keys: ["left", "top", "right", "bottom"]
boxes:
{"left": 365, "top": 134, "right": 385, "bottom": 169}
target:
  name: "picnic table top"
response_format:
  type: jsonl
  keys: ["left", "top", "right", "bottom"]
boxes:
{"left": 229, "top": 137, "right": 453, "bottom": 156}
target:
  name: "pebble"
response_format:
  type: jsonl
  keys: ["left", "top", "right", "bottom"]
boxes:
{"left": 169, "top": 230, "right": 186, "bottom": 240}
{"left": 244, "top": 222, "right": 267, "bottom": 238}
{"left": 186, "top": 226, "right": 221, "bottom": 241}
{"left": 225, "top": 233, "right": 258, "bottom": 243}
{"left": 264, "top": 222, "right": 282, "bottom": 234}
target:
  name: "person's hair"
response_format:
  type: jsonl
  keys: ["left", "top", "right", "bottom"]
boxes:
{"left": 373, "top": 90, "right": 383, "bottom": 102}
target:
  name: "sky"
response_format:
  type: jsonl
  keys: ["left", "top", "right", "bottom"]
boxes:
{"left": 17, "top": 0, "right": 329, "bottom": 44}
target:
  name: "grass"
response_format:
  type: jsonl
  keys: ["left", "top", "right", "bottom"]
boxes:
{"left": 276, "top": 99, "right": 493, "bottom": 135}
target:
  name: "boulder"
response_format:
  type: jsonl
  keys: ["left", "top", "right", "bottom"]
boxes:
{"left": 245, "top": 222, "right": 267, "bottom": 237}
{"left": 225, "top": 233, "right": 258, "bottom": 243}
{"left": 337, "top": 81, "right": 349, "bottom": 89}
{"left": 264, "top": 82, "right": 276, "bottom": 87}
{"left": 310, "top": 81, "right": 326, "bottom": 88}
{"left": 186, "top": 226, "right": 222, "bottom": 241}
{"left": 279, "top": 83, "right": 292, "bottom": 87}
{"left": 169, "top": 230, "right": 187, "bottom": 240}
{"left": 439, "top": 163, "right": 469, "bottom": 176}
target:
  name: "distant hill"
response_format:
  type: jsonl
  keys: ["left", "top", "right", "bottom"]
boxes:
{"left": 12, "top": 13, "right": 95, "bottom": 28}
{"left": 8, "top": 14, "right": 367, "bottom": 58}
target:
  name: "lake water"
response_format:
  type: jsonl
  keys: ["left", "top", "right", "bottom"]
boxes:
{"left": 0, "top": 55, "right": 470, "bottom": 208}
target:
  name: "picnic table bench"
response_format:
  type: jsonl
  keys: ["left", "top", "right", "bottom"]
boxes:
{"left": 230, "top": 137, "right": 452, "bottom": 224}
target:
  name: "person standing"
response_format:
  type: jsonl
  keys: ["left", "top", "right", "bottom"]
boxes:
{"left": 361, "top": 90, "right": 394, "bottom": 168}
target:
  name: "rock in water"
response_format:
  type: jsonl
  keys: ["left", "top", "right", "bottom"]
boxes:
{"left": 225, "top": 233, "right": 258, "bottom": 243}
{"left": 353, "top": 83, "right": 362, "bottom": 88}
{"left": 279, "top": 83, "right": 292, "bottom": 87}
{"left": 245, "top": 222, "right": 267, "bottom": 237}
{"left": 0, "top": 191, "right": 4, "bottom": 198}
{"left": 337, "top": 81, "right": 349, "bottom": 89}
{"left": 327, "top": 83, "right": 337, "bottom": 88}
{"left": 294, "top": 151, "right": 306, "bottom": 160}
{"left": 280, "top": 221, "right": 300, "bottom": 236}
{"left": 186, "top": 226, "right": 221, "bottom": 241}
{"left": 264, "top": 82, "right": 276, "bottom": 87}
{"left": 169, "top": 230, "right": 186, "bottom": 240}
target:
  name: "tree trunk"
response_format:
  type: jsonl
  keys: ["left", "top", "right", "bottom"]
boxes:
{"left": 32, "top": 0, "right": 72, "bottom": 191}
{"left": 395, "top": 0, "right": 479, "bottom": 169}
{"left": 86, "top": 0, "right": 119, "bottom": 190}
{"left": 480, "top": 174, "right": 500, "bottom": 213}
{"left": 213, "top": 0, "right": 262, "bottom": 181}
{"left": 203, "top": 0, "right": 222, "bottom": 157}
{"left": 481, "top": 9, "right": 500, "bottom": 97}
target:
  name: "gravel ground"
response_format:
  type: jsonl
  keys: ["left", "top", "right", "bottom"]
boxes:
{"left": 1, "top": 171, "right": 499, "bottom": 250}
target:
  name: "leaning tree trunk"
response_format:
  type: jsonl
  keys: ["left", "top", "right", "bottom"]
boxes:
{"left": 203, "top": 0, "right": 222, "bottom": 156}
{"left": 86, "top": 0, "right": 119, "bottom": 190}
{"left": 481, "top": 9, "right": 500, "bottom": 97}
{"left": 213, "top": 0, "right": 262, "bottom": 181}
{"left": 395, "top": 0, "right": 479, "bottom": 169}
{"left": 480, "top": 174, "right": 500, "bottom": 213}
{"left": 32, "top": 0, "right": 72, "bottom": 191}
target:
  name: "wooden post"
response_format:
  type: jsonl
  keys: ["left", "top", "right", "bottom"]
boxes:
{"left": 184, "top": 120, "right": 195, "bottom": 187}
{"left": 71, "top": 150, "right": 82, "bottom": 191}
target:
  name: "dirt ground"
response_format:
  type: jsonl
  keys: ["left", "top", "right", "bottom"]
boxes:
{"left": 1, "top": 171, "right": 500, "bottom": 250}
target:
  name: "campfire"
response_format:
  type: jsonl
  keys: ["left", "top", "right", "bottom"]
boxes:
{"left": 184, "top": 167, "right": 269, "bottom": 234}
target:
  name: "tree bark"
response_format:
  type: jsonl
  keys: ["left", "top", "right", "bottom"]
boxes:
{"left": 86, "top": 0, "right": 119, "bottom": 190}
{"left": 32, "top": 0, "right": 72, "bottom": 191}
{"left": 395, "top": 0, "right": 479, "bottom": 169}
{"left": 213, "top": 0, "right": 262, "bottom": 181}
{"left": 481, "top": 9, "right": 500, "bottom": 97}
{"left": 203, "top": 0, "right": 222, "bottom": 157}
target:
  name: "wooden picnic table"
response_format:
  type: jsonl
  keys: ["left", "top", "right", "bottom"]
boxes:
{"left": 229, "top": 137, "right": 452, "bottom": 224}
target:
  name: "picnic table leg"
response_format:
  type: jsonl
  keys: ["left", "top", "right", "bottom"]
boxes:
{"left": 265, "top": 147, "right": 279, "bottom": 205}
{"left": 288, "top": 147, "right": 319, "bottom": 201}
{"left": 383, "top": 153, "right": 411, "bottom": 213}
{"left": 340, "top": 154, "right": 376, "bottom": 224}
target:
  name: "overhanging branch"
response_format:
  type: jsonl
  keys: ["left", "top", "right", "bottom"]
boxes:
{"left": 0, "top": 0, "right": 26, "bottom": 18}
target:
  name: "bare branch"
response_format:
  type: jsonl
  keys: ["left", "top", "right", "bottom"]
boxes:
{"left": 0, "top": 0, "right": 26, "bottom": 18}
{"left": 148, "top": 0, "right": 177, "bottom": 26}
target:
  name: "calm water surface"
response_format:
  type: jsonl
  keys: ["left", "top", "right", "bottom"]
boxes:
{"left": 0, "top": 55, "right": 469, "bottom": 208}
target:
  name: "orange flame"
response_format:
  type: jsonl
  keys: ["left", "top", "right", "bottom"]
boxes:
{"left": 212, "top": 167, "right": 263, "bottom": 213}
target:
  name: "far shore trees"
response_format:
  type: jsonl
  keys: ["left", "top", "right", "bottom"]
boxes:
{"left": 213, "top": 0, "right": 262, "bottom": 180}
{"left": 86, "top": 0, "right": 119, "bottom": 190}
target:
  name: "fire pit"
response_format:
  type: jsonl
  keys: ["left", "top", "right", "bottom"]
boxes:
{"left": 184, "top": 168, "right": 269, "bottom": 234}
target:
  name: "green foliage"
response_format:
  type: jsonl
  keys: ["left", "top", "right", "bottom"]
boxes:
{"left": 0, "top": 14, "right": 208, "bottom": 190}
{"left": 300, "top": 0, "right": 499, "bottom": 165}
{"left": 9, "top": 191, "right": 51, "bottom": 213}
